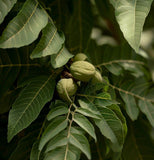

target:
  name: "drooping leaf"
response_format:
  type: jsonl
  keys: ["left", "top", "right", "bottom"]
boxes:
{"left": 138, "top": 100, "right": 154, "bottom": 127}
{"left": 94, "top": 106, "right": 125, "bottom": 152}
{"left": 120, "top": 91, "right": 139, "bottom": 120}
{"left": 39, "top": 117, "right": 68, "bottom": 150}
{"left": 74, "top": 113, "right": 96, "bottom": 141}
{"left": 110, "top": 0, "right": 153, "bottom": 52}
{"left": 0, "top": 0, "right": 17, "bottom": 24}
{"left": 67, "top": 0, "right": 93, "bottom": 53}
{"left": 50, "top": 46, "right": 73, "bottom": 68}
{"left": 69, "top": 132, "right": 91, "bottom": 160}
{"left": 31, "top": 22, "right": 65, "bottom": 59}
{"left": 8, "top": 75, "right": 55, "bottom": 142}
{"left": 107, "top": 104, "right": 127, "bottom": 137}
{"left": 0, "top": 0, "right": 48, "bottom": 48}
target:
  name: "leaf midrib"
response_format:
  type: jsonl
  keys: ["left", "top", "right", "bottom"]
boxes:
{"left": 43, "top": 27, "right": 57, "bottom": 53}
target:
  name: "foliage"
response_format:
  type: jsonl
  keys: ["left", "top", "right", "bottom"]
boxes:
{"left": 0, "top": 0, "right": 154, "bottom": 160}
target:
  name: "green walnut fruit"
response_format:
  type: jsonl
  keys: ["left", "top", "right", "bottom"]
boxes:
{"left": 70, "top": 61, "right": 96, "bottom": 82}
{"left": 56, "top": 78, "right": 77, "bottom": 101}
{"left": 74, "top": 53, "right": 87, "bottom": 61}
{"left": 92, "top": 70, "right": 103, "bottom": 83}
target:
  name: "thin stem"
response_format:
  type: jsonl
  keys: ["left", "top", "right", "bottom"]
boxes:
{"left": 96, "top": 142, "right": 104, "bottom": 160}
{"left": 37, "top": 118, "right": 46, "bottom": 139}
{"left": 0, "top": 63, "right": 40, "bottom": 68}
{"left": 95, "top": 60, "right": 145, "bottom": 67}
{"left": 64, "top": 98, "right": 77, "bottom": 159}
{"left": 77, "top": 93, "right": 110, "bottom": 100}
{"left": 102, "top": 78, "right": 154, "bottom": 103}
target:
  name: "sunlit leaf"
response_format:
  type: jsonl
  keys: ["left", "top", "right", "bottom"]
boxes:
{"left": 0, "top": 0, "right": 17, "bottom": 24}
{"left": 110, "top": 0, "right": 153, "bottom": 52}
{"left": 0, "top": 0, "right": 48, "bottom": 48}
{"left": 50, "top": 46, "right": 73, "bottom": 68}
{"left": 31, "top": 22, "right": 65, "bottom": 59}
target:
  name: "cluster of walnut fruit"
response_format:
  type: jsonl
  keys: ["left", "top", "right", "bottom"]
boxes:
{"left": 56, "top": 53, "right": 103, "bottom": 102}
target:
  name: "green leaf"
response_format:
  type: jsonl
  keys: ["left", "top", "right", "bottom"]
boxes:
{"left": 105, "top": 63, "right": 123, "bottom": 76}
{"left": 45, "top": 131, "right": 68, "bottom": 153}
{"left": 0, "top": 0, "right": 48, "bottom": 48}
{"left": 47, "top": 106, "right": 68, "bottom": 121}
{"left": 30, "top": 140, "right": 41, "bottom": 160}
{"left": 8, "top": 75, "right": 55, "bottom": 142}
{"left": 39, "top": 117, "right": 68, "bottom": 150}
{"left": 107, "top": 104, "right": 127, "bottom": 137}
{"left": 110, "top": 0, "right": 153, "bottom": 52}
{"left": 76, "top": 107, "right": 101, "bottom": 119}
{"left": 50, "top": 46, "right": 73, "bottom": 68}
{"left": 67, "top": 0, "right": 93, "bottom": 52}
{"left": 120, "top": 91, "right": 139, "bottom": 120}
{"left": 69, "top": 132, "right": 91, "bottom": 160}
{"left": 94, "top": 107, "right": 125, "bottom": 152}
{"left": 31, "top": 22, "right": 65, "bottom": 59}
{"left": 138, "top": 100, "right": 154, "bottom": 127}
{"left": 74, "top": 113, "right": 96, "bottom": 141}
{"left": 0, "top": 0, "right": 17, "bottom": 24}
{"left": 78, "top": 99, "right": 101, "bottom": 116}
{"left": 95, "top": 92, "right": 118, "bottom": 107}
{"left": 44, "top": 145, "right": 80, "bottom": 160}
